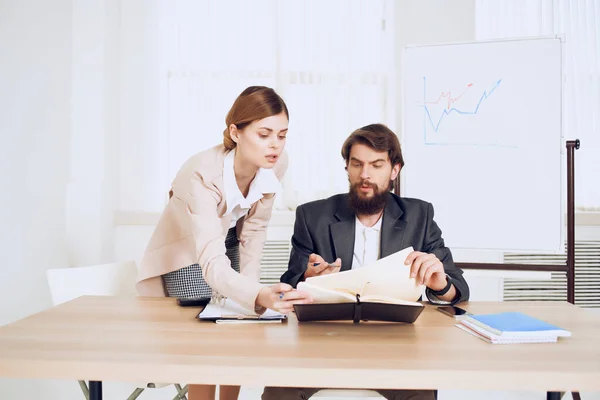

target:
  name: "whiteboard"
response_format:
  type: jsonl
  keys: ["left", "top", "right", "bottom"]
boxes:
{"left": 402, "top": 37, "right": 564, "bottom": 253}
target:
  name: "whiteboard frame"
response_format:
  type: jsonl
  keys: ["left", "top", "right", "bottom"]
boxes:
{"left": 399, "top": 35, "right": 566, "bottom": 254}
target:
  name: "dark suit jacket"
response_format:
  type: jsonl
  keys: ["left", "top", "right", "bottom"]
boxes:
{"left": 280, "top": 193, "right": 469, "bottom": 304}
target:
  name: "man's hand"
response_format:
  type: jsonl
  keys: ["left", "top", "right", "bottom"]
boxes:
{"left": 404, "top": 251, "right": 447, "bottom": 291}
{"left": 303, "top": 253, "right": 341, "bottom": 279}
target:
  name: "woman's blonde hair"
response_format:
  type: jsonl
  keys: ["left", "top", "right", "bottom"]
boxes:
{"left": 223, "top": 86, "right": 289, "bottom": 150}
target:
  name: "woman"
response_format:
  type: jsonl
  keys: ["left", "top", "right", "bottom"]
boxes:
{"left": 136, "top": 86, "right": 312, "bottom": 400}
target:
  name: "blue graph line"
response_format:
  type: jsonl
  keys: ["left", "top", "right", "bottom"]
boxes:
{"left": 422, "top": 77, "right": 503, "bottom": 139}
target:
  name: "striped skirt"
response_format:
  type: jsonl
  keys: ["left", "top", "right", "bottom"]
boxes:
{"left": 162, "top": 226, "right": 240, "bottom": 299}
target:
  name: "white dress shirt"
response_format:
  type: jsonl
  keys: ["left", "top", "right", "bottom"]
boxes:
{"left": 222, "top": 149, "right": 281, "bottom": 228}
{"left": 352, "top": 216, "right": 382, "bottom": 269}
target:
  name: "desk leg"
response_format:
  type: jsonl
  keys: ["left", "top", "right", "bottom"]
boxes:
{"left": 89, "top": 381, "right": 102, "bottom": 400}
{"left": 546, "top": 392, "right": 560, "bottom": 400}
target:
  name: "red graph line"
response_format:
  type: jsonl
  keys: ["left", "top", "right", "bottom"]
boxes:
{"left": 425, "top": 83, "right": 473, "bottom": 110}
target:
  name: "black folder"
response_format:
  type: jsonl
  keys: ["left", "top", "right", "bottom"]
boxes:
{"left": 294, "top": 297, "right": 424, "bottom": 324}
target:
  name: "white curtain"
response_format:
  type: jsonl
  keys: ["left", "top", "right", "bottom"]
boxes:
{"left": 158, "top": 0, "right": 395, "bottom": 210}
{"left": 475, "top": 0, "right": 600, "bottom": 209}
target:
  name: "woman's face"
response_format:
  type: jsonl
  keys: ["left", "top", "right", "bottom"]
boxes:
{"left": 231, "top": 112, "right": 288, "bottom": 169}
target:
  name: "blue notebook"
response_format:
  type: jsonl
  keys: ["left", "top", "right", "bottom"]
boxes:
{"left": 464, "top": 312, "right": 571, "bottom": 338}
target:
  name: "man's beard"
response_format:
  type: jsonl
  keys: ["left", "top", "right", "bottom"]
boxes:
{"left": 348, "top": 179, "right": 390, "bottom": 216}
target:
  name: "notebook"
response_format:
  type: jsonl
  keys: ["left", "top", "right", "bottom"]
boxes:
{"left": 455, "top": 322, "right": 558, "bottom": 344}
{"left": 198, "top": 299, "right": 287, "bottom": 323}
{"left": 463, "top": 312, "right": 571, "bottom": 338}
{"left": 455, "top": 311, "right": 571, "bottom": 344}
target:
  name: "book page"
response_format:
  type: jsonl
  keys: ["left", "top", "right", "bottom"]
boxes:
{"left": 296, "top": 281, "right": 357, "bottom": 304}
{"left": 302, "top": 247, "right": 424, "bottom": 303}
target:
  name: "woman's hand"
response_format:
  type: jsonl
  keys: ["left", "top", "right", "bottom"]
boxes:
{"left": 255, "top": 283, "right": 313, "bottom": 314}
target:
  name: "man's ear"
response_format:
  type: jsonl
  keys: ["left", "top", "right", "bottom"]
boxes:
{"left": 229, "top": 124, "right": 240, "bottom": 144}
{"left": 391, "top": 164, "right": 401, "bottom": 180}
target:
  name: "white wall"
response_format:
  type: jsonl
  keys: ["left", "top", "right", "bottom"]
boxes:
{"left": 66, "top": 0, "right": 121, "bottom": 267}
{"left": 0, "top": 0, "right": 71, "bottom": 326}
{"left": 0, "top": 1, "right": 170, "bottom": 399}
{"left": 118, "top": 0, "right": 166, "bottom": 214}
{"left": 0, "top": 0, "right": 73, "bottom": 397}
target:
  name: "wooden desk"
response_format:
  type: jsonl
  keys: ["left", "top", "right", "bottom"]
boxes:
{"left": 0, "top": 297, "right": 599, "bottom": 400}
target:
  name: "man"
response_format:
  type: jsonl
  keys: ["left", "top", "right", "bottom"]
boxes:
{"left": 262, "top": 123, "right": 469, "bottom": 400}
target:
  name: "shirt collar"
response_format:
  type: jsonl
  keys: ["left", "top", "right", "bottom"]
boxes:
{"left": 355, "top": 215, "right": 383, "bottom": 232}
{"left": 223, "top": 148, "right": 282, "bottom": 214}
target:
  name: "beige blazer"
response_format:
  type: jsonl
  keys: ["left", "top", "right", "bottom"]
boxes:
{"left": 136, "top": 144, "right": 288, "bottom": 311}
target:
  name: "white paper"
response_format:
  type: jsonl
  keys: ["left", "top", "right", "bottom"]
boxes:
{"left": 198, "top": 299, "right": 286, "bottom": 321}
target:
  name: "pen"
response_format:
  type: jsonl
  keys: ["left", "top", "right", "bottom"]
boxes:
{"left": 221, "top": 315, "right": 261, "bottom": 319}
{"left": 312, "top": 262, "right": 337, "bottom": 268}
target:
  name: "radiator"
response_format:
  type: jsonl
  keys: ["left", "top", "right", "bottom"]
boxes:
{"left": 503, "top": 240, "right": 600, "bottom": 308}
{"left": 260, "top": 240, "right": 292, "bottom": 285}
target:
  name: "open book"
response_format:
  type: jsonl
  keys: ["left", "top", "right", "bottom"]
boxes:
{"left": 294, "top": 247, "right": 425, "bottom": 323}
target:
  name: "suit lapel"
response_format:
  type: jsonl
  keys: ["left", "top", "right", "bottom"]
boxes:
{"left": 380, "top": 195, "right": 406, "bottom": 258}
{"left": 330, "top": 196, "right": 356, "bottom": 272}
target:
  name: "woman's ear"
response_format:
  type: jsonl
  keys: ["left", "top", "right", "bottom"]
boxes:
{"left": 229, "top": 124, "right": 240, "bottom": 144}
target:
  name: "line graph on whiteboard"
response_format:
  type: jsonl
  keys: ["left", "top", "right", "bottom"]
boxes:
{"left": 421, "top": 77, "right": 516, "bottom": 148}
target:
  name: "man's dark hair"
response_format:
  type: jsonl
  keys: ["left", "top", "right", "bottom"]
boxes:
{"left": 341, "top": 123, "right": 404, "bottom": 168}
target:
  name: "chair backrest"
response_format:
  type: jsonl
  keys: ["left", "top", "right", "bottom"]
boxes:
{"left": 46, "top": 261, "right": 139, "bottom": 305}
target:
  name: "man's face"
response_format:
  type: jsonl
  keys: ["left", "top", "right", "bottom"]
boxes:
{"left": 347, "top": 143, "right": 400, "bottom": 215}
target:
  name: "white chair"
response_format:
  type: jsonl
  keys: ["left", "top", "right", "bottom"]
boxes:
{"left": 46, "top": 261, "right": 188, "bottom": 400}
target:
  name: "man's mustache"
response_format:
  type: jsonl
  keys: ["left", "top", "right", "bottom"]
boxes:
{"left": 353, "top": 180, "right": 377, "bottom": 190}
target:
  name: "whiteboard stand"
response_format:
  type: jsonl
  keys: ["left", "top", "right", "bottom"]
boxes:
{"left": 394, "top": 139, "right": 580, "bottom": 304}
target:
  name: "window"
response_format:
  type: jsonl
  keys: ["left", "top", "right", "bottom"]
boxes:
{"left": 156, "top": 0, "right": 395, "bottom": 210}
